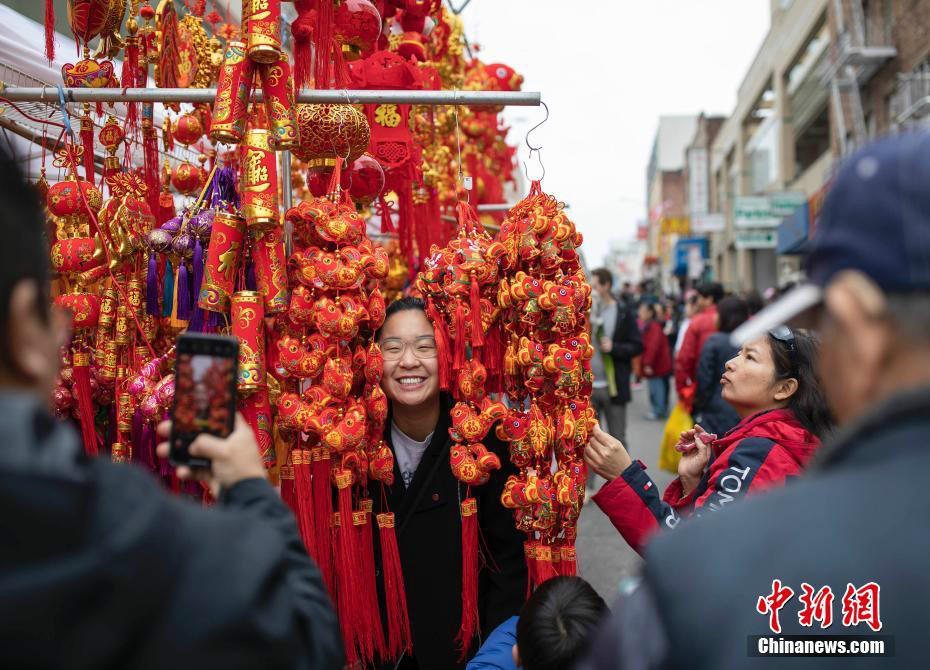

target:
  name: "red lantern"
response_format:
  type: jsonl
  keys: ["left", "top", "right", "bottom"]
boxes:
{"left": 171, "top": 160, "right": 205, "bottom": 195}
{"left": 334, "top": 0, "right": 382, "bottom": 59}
{"left": 173, "top": 113, "right": 204, "bottom": 146}
{"left": 346, "top": 153, "right": 385, "bottom": 205}
{"left": 47, "top": 179, "right": 102, "bottom": 218}
{"left": 293, "top": 104, "right": 371, "bottom": 170}
{"left": 54, "top": 293, "right": 101, "bottom": 330}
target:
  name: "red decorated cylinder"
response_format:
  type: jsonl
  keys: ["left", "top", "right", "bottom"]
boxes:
{"left": 50, "top": 237, "right": 103, "bottom": 275}
{"left": 199, "top": 211, "right": 246, "bottom": 312}
{"left": 114, "top": 303, "right": 131, "bottom": 345}
{"left": 54, "top": 293, "right": 101, "bottom": 330}
{"left": 247, "top": 0, "right": 282, "bottom": 64}
{"left": 110, "top": 442, "right": 130, "bottom": 463}
{"left": 99, "top": 340, "right": 118, "bottom": 383}
{"left": 127, "top": 278, "right": 143, "bottom": 316}
{"left": 117, "top": 392, "right": 134, "bottom": 432}
{"left": 210, "top": 40, "right": 254, "bottom": 144}
{"left": 240, "top": 128, "right": 279, "bottom": 230}
{"left": 251, "top": 227, "right": 288, "bottom": 314}
{"left": 258, "top": 59, "right": 298, "bottom": 150}
{"left": 231, "top": 291, "right": 266, "bottom": 393}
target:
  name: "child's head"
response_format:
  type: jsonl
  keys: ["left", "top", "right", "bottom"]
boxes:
{"left": 514, "top": 577, "right": 608, "bottom": 670}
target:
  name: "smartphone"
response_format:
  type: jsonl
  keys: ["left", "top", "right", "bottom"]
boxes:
{"left": 170, "top": 333, "right": 239, "bottom": 469}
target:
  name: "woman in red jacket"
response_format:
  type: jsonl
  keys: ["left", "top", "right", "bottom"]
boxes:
{"left": 638, "top": 302, "right": 673, "bottom": 419}
{"left": 584, "top": 327, "right": 831, "bottom": 554}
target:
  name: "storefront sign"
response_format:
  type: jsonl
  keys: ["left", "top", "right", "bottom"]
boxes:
{"left": 688, "top": 147, "right": 709, "bottom": 216}
{"left": 660, "top": 217, "right": 690, "bottom": 235}
{"left": 736, "top": 229, "right": 778, "bottom": 249}
{"left": 776, "top": 203, "right": 810, "bottom": 255}
{"left": 734, "top": 192, "right": 806, "bottom": 228}
{"left": 691, "top": 212, "right": 726, "bottom": 234}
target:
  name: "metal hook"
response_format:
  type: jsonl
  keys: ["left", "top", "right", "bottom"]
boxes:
{"left": 523, "top": 147, "right": 545, "bottom": 183}
{"left": 525, "top": 100, "right": 549, "bottom": 152}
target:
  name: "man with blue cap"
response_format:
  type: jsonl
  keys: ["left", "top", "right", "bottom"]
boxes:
{"left": 576, "top": 133, "right": 930, "bottom": 669}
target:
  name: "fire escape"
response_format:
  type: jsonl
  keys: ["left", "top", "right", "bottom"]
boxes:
{"left": 890, "top": 61, "right": 930, "bottom": 130}
{"left": 822, "top": 0, "right": 896, "bottom": 155}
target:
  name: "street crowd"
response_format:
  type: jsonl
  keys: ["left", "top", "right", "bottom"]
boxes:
{"left": 2, "top": 133, "right": 930, "bottom": 669}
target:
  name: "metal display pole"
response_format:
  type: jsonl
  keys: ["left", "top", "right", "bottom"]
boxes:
{"left": 0, "top": 87, "right": 541, "bottom": 107}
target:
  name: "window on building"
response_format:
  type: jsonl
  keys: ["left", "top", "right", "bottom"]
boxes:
{"left": 794, "top": 106, "right": 830, "bottom": 177}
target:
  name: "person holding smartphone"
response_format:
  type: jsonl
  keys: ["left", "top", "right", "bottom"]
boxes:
{"left": 0, "top": 148, "right": 342, "bottom": 669}
{"left": 584, "top": 328, "right": 831, "bottom": 555}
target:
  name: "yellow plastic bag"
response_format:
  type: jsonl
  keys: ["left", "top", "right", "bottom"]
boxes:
{"left": 658, "top": 401, "right": 692, "bottom": 474}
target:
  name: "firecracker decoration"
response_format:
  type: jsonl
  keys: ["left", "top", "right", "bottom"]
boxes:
{"left": 240, "top": 123, "right": 279, "bottom": 230}
{"left": 210, "top": 40, "right": 255, "bottom": 144}
{"left": 494, "top": 182, "right": 594, "bottom": 588}
{"left": 276, "top": 163, "right": 406, "bottom": 667}
{"left": 413, "top": 200, "right": 508, "bottom": 658}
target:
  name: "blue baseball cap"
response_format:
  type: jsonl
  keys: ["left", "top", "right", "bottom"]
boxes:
{"left": 732, "top": 132, "right": 930, "bottom": 344}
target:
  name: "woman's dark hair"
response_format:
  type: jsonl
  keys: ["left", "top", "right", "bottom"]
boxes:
{"left": 516, "top": 576, "right": 608, "bottom": 670}
{"left": 716, "top": 295, "right": 749, "bottom": 334}
{"left": 768, "top": 329, "right": 833, "bottom": 438}
{"left": 590, "top": 267, "right": 613, "bottom": 289}
{"left": 377, "top": 296, "right": 426, "bottom": 339}
{"left": 696, "top": 281, "right": 724, "bottom": 303}
{"left": 638, "top": 301, "right": 657, "bottom": 320}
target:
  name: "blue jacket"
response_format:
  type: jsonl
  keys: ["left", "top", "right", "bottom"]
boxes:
{"left": 467, "top": 616, "right": 518, "bottom": 670}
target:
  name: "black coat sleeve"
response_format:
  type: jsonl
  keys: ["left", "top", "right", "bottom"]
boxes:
{"left": 612, "top": 309, "right": 644, "bottom": 361}
{"left": 144, "top": 477, "right": 344, "bottom": 670}
{"left": 477, "top": 436, "right": 529, "bottom": 635}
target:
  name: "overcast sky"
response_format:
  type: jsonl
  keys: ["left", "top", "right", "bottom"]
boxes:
{"left": 459, "top": 0, "right": 771, "bottom": 268}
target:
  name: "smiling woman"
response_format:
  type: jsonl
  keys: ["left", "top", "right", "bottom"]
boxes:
{"left": 371, "top": 297, "right": 527, "bottom": 670}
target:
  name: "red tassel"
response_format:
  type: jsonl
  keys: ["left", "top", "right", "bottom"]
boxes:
{"left": 334, "top": 472, "right": 361, "bottom": 666}
{"left": 311, "top": 447, "right": 335, "bottom": 595}
{"left": 534, "top": 542, "right": 559, "bottom": 586}
{"left": 559, "top": 544, "right": 578, "bottom": 576}
{"left": 280, "top": 457, "right": 298, "bottom": 515}
{"left": 121, "top": 38, "right": 140, "bottom": 138}
{"left": 454, "top": 497, "right": 479, "bottom": 660}
{"left": 327, "top": 154, "right": 343, "bottom": 201}
{"left": 80, "top": 111, "right": 95, "bottom": 183}
{"left": 356, "top": 502, "right": 386, "bottom": 665}
{"left": 44, "top": 0, "right": 55, "bottom": 63}
{"left": 524, "top": 540, "right": 536, "bottom": 598}
{"left": 291, "top": 0, "right": 315, "bottom": 89}
{"left": 453, "top": 302, "right": 466, "bottom": 369}
{"left": 313, "top": 0, "right": 334, "bottom": 89}
{"left": 426, "top": 301, "right": 450, "bottom": 390}
{"left": 378, "top": 512, "right": 412, "bottom": 661}
{"left": 469, "top": 273, "right": 484, "bottom": 348}
{"left": 378, "top": 195, "right": 395, "bottom": 234}
{"left": 72, "top": 352, "right": 98, "bottom": 456}
{"left": 293, "top": 449, "right": 318, "bottom": 557}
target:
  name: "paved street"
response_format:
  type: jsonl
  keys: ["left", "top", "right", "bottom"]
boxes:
{"left": 577, "top": 383, "right": 677, "bottom": 603}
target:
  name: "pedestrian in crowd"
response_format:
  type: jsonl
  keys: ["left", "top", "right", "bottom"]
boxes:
{"left": 692, "top": 295, "right": 749, "bottom": 436}
{"left": 637, "top": 302, "right": 672, "bottom": 420}
{"left": 0, "top": 149, "right": 343, "bottom": 668}
{"left": 577, "top": 133, "right": 930, "bottom": 669}
{"left": 672, "top": 291, "right": 698, "bottom": 356}
{"left": 742, "top": 289, "right": 764, "bottom": 317}
{"left": 674, "top": 281, "right": 723, "bottom": 410}
{"left": 588, "top": 268, "right": 642, "bottom": 449}
{"left": 374, "top": 297, "right": 526, "bottom": 670}
{"left": 466, "top": 577, "right": 607, "bottom": 670}
{"left": 584, "top": 326, "right": 829, "bottom": 555}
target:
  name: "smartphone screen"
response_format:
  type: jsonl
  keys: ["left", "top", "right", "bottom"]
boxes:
{"left": 170, "top": 333, "right": 239, "bottom": 468}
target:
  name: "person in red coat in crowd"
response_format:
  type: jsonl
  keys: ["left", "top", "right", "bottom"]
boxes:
{"left": 637, "top": 302, "right": 673, "bottom": 419}
{"left": 674, "top": 282, "right": 724, "bottom": 410}
{"left": 584, "top": 327, "right": 831, "bottom": 555}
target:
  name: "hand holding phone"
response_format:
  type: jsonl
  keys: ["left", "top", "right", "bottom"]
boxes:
{"left": 157, "top": 414, "right": 266, "bottom": 497}
{"left": 170, "top": 333, "right": 239, "bottom": 469}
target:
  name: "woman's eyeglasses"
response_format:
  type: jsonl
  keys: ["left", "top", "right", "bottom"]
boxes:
{"left": 769, "top": 326, "right": 799, "bottom": 373}
{"left": 380, "top": 337, "right": 438, "bottom": 361}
